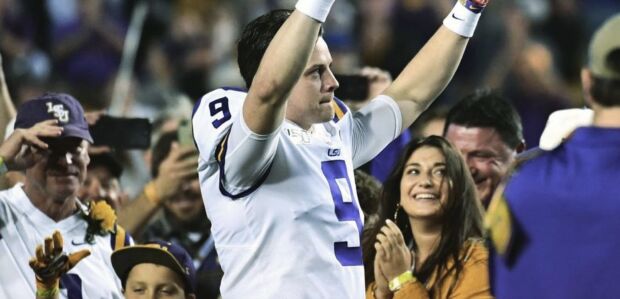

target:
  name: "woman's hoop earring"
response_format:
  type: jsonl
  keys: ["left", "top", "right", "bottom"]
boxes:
{"left": 393, "top": 203, "right": 401, "bottom": 221}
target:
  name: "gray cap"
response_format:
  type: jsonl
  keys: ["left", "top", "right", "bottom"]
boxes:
{"left": 588, "top": 14, "right": 620, "bottom": 80}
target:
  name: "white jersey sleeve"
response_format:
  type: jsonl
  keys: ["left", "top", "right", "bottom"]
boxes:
{"left": 340, "top": 95, "right": 402, "bottom": 168}
{"left": 192, "top": 87, "right": 279, "bottom": 198}
{"left": 192, "top": 87, "right": 246, "bottom": 175}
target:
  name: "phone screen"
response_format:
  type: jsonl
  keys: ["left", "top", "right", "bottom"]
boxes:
{"left": 89, "top": 116, "right": 151, "bottom": 149}
{"left": 178, "top": 119, "right": 196, "bottom": 149}
{"left": 334, "top": 75, "right": 369, "bottom": 102}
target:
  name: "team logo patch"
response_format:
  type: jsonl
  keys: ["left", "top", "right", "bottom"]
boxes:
{"left": 286, "top": 128, "right": 311, "bottom": 144}
{"left": 46, "top": 102, "right": 70, "bottom": 123}
{"left": 328, "top": 148, "right": 341, "bottom": 157}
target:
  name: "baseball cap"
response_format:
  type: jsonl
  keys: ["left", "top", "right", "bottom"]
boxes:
{"left": 14, "top": 92, "right": 93, "bottom": 143}
{"left": 111, "top": 240, "right": 196, "bottom": 295}
{"left": 588, "top": 13, "right": 620, "bottom": 80}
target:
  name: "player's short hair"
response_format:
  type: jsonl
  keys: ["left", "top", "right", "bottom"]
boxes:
{"left": 237, "top": 9, "right": 323, "bottom": 88}
{"left": 443, "top": 89, "right": 523, "bottom": 149}
{"left": 590, "top": 49, "right": 620, "bottom": 107}
{"left": 586, "top": 14, "right": 620, "bottom": 107}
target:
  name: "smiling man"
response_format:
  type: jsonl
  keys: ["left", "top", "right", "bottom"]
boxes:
{"left": 443, "top": 90, "right": 525, "bottom": 208}
{"left": 0, "top": 93, "right": 131, "bottom": 298}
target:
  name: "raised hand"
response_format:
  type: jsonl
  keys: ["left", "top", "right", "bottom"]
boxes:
{"left": 29, "top": 231, "right": 91, "bottom": 297}
{"left": 153, "top": 142, "right": 199, "bottom": 202}
{"left": 360, "top": 66, "right": 392, "bottom": 100}
{"left": 0, "top": 119, "right": 63, "bottom": 171}
{"left": 374, "top": 220, "right": 412, "bottom": 281}
{"left": 373, "top": 248, "right": 392, "bottom": 299}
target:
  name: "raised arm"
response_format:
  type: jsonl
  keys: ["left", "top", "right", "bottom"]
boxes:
{"left": 0, "top": 54, "right": 16, "bottom": 142}
{"left": 243, "top": 1, "right": 334, "bottom": 134}
{"left": 383, "top": 0, "right": 489, "bottom": 131}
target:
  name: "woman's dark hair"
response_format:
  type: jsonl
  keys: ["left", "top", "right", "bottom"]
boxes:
{"left": 366, "top": 136, "right": 484, "bottom": 293}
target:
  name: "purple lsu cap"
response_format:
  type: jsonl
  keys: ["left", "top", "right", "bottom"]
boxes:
{"left": 14, "top": 92, "right": 93, "bottom": 143}
{"left": 111, "top": 240, "right": 197, "bottom": 295}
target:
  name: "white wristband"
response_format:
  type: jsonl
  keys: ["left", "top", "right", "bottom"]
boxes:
{"left": 443, "top": 2, "right": 482, "bottom": 38}
{"left": 295, "top": 0, "right": 335, "bottom": 23}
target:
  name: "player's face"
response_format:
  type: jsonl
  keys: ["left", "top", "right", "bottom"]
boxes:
{"left": 286, "top": 37, "right": 339, "bottom": 129}
{"left": 164, "top": 179, "right": 205, "bottom": 223}
{"left": 399, "top": 146, "right": 450, "bottom": 220}
{"left": 27, "top": 138, "right": 90, "bottom": 203}
{"left": 444, "top": 125, "right": 515, "bottom": 207}
{"left": 124, "top": 263, "right": 195, "bottom": 299}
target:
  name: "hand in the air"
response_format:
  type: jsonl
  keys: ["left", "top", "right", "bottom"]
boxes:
{"left": 153, "top": 142, "right": 199, "bottom": 202}
{"left": 360, "top": 67, "right": 392, "bottom": 100}
{"left": 29, "top": 230, "right": 91, "bottom": 287}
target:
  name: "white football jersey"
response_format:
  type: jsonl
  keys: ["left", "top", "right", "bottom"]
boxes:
{"left": 0, "top": 185, "right": 132, "bottom": 299}
{"left": 193, "top": 88, "right": 401, "bottom": 298}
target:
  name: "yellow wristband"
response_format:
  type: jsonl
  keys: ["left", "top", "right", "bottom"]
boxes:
{"left": 0, "top": 156, "right": 7, "bottom": 175}
{"left": 36, "top": 287, "right": 59, "bottom": 298}
{"left": 388, "top": 271, "right": 416, "bottom": 292}
{"left": 144, "top": 181, "right": 161, "bottom": 204}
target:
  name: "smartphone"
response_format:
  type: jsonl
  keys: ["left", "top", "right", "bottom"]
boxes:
{"left": 89, "top": 116, "right": 151, "bottom": 149}
{"left": 335, "top": 74, "right": 369, "bottom": 102}
{"left": 177, "top": 119, "right": 196, "bottom": 149}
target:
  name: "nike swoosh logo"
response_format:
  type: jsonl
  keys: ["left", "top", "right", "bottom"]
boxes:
{"left": 71, "top": 239, "right": 87, "bottom": 246}
{"left": 451, "top": 13, "right": 464, "bottom": 21}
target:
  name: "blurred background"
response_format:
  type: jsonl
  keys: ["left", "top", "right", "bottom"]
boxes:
{"left": 2, "top": 2, "right": 618, "bottom": 297}
{"left": 1, "top": 0, "right": 619, "bottom": 177}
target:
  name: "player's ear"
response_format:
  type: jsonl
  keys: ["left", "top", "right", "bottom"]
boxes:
{"left": 581, "top": 68, "right": 594, "bottom": 107}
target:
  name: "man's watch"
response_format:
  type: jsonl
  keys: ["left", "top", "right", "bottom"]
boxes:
{"left": 388, "top": 270, "right": 416, "bottom": 292}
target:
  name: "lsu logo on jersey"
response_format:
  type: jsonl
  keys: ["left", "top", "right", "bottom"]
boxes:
{"left": 327, "top": 148, "right": 341, "bottom": 157}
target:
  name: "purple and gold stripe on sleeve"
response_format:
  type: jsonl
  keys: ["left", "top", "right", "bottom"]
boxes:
{"left": 331, "top": 98, "right": 349, "bottom": 123}
{"left": 215, "top": 126, "right": 273, "bottom": 200}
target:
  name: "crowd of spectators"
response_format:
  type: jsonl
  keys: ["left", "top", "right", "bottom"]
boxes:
{"left": 0, "top": 0, "right": 619, "bottom": 298}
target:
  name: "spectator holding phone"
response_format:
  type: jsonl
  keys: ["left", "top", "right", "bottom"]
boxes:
{"left": 140, "top": 130, "right": 222, "bottom": 299}
{"left": 0, "top": 92, "right": 132, "bottom": 298}
{"left": 114, "top": 127, "right": 222, "bottom": 299}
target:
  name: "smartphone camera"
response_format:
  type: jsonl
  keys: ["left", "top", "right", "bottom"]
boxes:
{"left": 89, "top": 116, "right": 152, "bottom": 149}
{"left": 335, "top": 74, "right": 369, "bottom": 102}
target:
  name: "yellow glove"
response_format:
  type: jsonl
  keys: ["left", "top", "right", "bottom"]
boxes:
{"left": 28, "top": 230, "right": 91, "bottom": 298}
